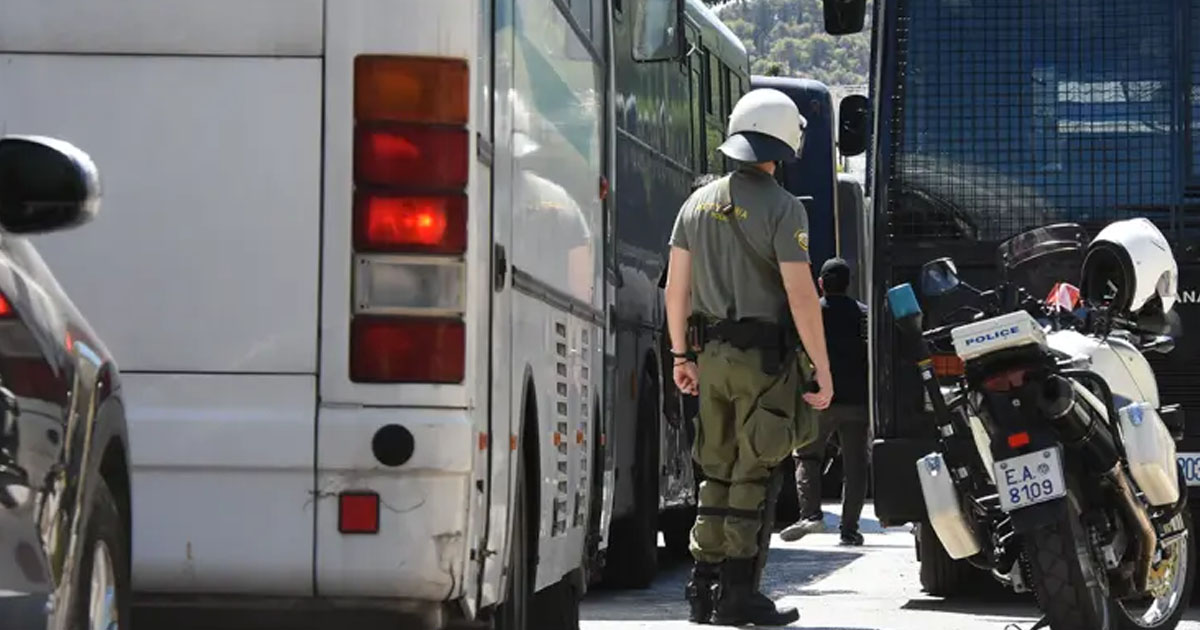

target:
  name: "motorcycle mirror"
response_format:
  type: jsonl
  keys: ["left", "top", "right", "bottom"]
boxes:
{"left": 919, "top": 258, "right": 961, "bottom": 297}
{"left": 1144, "top": 335, "right": 1175, "bottom": 355}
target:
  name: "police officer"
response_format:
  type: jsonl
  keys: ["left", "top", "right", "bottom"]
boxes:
{"left": 665, "top": 88, "right": 834, "bottom": 626}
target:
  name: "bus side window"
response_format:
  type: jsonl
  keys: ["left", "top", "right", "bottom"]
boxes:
{"left": 691, "top": 53, "right": 706, "bottom": 172}
{"left": 702, "top": 49, "right": 714, "bottom": 115}
{"left": 569, "top": 0, "right": 593, "bottom": 40}
{"left": 710, "top": 57, "right": 723, "bottom": 118}
{"left": 721, "top": 66, "right": 732, "bottom": 115}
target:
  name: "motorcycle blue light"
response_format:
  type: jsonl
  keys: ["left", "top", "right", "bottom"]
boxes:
{"left": 888, "top": 283, "right": 922, "bottom": 319}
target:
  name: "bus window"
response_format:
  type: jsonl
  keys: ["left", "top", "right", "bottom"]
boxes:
{"left": 568, "top": 0, "right": 592, "bottom": 39}
{"left": 702, "top": 49, "right": 714, "bottom": 115}
{"left": 722, "top": 66, "right": 732, "bottom": 114}
{"left": 710, "top": 60, "right": 723, "bottom": 119}
{"left": 691, "top": 57, "right": 706, "bottom": 171}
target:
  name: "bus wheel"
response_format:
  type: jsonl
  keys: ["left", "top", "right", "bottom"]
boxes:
{"left": 662, "top": 506, "right": 695, "bottom": 560}
{"left": 604, "top": 371, "right": 660, "bottom": 588}
{"left": 495, "top": 452, "right": 531, "bottom": 630}
{"left": 530, "top": 574, "right": 581, "bottom": 630}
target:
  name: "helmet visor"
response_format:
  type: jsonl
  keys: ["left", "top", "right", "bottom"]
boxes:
{"left": 717, "top": 131, "right": 798, "bottom": 164}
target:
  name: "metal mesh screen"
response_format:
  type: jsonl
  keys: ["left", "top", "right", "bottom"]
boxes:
{"left": 888, "top": 0, "right": 1181, "bottom": 242}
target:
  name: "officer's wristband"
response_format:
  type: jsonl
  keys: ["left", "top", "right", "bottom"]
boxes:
{"left": 670, "top": 349, "right": 697, "bottom": 362}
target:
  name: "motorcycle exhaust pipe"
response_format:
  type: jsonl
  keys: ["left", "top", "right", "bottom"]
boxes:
{"left": 1104, "top": 465, "right": 1157, "bottom": 593}
{"left": 1037, "top": 376, "right": 1119, "bottom": 472}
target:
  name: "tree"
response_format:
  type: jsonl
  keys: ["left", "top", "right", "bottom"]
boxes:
{"left": 702, "top": 0, "right": 872, "bottom": 87}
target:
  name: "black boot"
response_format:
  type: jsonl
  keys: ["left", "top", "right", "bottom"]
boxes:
{"left": 685, "top": 561, "right": 720, "bottom": 624}
{"left": 712, "top": 558, "right": 799, "bottom": 627}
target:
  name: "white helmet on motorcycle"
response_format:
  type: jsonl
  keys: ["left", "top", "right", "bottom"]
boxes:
{"left": 1080, "top": 218, "right": 1178, "bottom": 314}
{"left": 717, "top": 88, "right": 808, "bottom": 163}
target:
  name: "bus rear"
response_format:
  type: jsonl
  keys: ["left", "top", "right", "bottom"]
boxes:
{"left": 0, "top": 0, "right": 551, "bottom": 624}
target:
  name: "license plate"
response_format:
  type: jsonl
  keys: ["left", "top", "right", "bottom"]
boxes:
{"left": 994, "top": 447, "right": 1067, "bottom": 512}
{"left": 1178, "top": 453, "right": 1200, "bottom": 487}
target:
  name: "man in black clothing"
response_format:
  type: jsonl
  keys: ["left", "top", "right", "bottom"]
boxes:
{"left": 779, "top": 257, "right": 870, "bottom": 546}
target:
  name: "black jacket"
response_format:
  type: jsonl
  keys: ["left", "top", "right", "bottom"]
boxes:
{"left": 821, "top": 294, "right": 868, "bottom": 405}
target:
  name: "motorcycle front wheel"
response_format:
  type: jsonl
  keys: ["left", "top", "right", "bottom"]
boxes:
{"left": 1114, "top": 510, "right": 1195, "bottom": 630}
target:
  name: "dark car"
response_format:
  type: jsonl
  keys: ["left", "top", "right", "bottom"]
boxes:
{"left": 0, "top": 136, "right": 131, "bottom": 630}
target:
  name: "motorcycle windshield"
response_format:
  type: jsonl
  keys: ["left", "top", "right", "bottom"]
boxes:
{"left": 997, "top": 223, "right": 1088, "bottom": 298}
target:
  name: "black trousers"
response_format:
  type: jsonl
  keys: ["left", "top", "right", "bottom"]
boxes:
{"left": 793, "top": 404, "right": 870, "bottom": 533}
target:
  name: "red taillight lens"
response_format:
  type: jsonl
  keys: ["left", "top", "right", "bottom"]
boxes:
{"left": 355, "top": 194, "right": 467, "bottom": 254}
{"left": 338, "top": 492, "right": 380, "bottom": 534}
{"left": 0, "top": 294, "right": 12, "bottom": 318}
{"left": 931, "top": 353, "right": 964, "bottom": 378}
{"left": 355, "top": 125, "right": 469, "bottom": 189}
{"left": 1007, "top": 432, "right": 1031, "bottom": 449}
{"left": 983, "top": 368, "right": 1029, "bottom": 392}
{"left": 352, "top": 55, "right": 469, "bottom": 385}
{"left": 350, "top": 317, "right": 465, "bottom": 383}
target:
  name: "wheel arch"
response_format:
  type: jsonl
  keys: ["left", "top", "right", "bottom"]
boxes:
{"left": 518, "top": 366, "right": 542, "bottom": 588}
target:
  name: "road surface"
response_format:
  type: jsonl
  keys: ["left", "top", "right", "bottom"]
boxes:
{"left": 582, "top": 502, "right": 1200, "bottom": 630}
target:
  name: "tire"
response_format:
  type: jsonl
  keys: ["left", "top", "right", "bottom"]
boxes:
{"left": 530, "top": 576, "right": 581, "bottom": 630}
{"left": 1114, "top": 509, "right": 1196, "bottom": 630}
{"left": 1025, "top": 512, "right": 1114, "bottom": 630}
{"left": 495, "top": 454, "right": 532, "bottom": 630}
{"left": 915, "top": 521, "right": 977, "bottom": 598}
{"left": 603, "top": 371, "right": 660, "bottom": 588}
{"left": 71, "top": 477, "right": 131, "bottom": 630}
{"left": 662, "top": 506, "right": 695, "bottom": 560}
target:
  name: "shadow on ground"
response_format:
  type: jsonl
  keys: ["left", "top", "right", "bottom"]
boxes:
{"left": 582, "top": 546, "right": 865, "bottom": 622}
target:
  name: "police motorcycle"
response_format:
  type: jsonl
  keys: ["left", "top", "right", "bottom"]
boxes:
{"left": 888, "top": 218, "right": 1196, "bottom": 630}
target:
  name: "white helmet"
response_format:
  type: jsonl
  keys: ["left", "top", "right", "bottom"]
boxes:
{"left": 718, "top": 88, "right": 808, "bottom": 163}
{"left": 1081, "top": 218, "right": 1178, "bottom": 314}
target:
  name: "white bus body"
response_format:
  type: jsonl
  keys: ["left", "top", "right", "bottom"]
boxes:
{"left": 0, "top": 0, "right": 633, "bottom": 624}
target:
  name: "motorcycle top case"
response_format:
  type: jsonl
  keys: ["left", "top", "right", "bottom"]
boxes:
{"left": 951, "top": 311, "right": 1047, "bottom": 362}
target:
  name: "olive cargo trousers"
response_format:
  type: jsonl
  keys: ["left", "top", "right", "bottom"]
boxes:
{"left": 690, "top": 341, "right": 801, "bottom": 563}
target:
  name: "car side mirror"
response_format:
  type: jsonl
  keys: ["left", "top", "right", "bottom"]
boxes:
{"left": 838, "top": 95, "right": 869, "bottom": 157}
{"left": 0, "top": 135, "right": 100, "bottom": 235}
{"left": 632, "top": 0, "right": 685, "bottom": 62}
{"left": 823, "top": 0, "right": 868, "bottom": 35}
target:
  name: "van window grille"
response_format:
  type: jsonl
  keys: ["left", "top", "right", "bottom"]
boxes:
{"left": 887, "top": 0, "right": 1180, "bottom": 242}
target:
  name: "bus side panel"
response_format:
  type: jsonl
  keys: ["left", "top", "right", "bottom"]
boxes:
{"left": 508, "top": 0, "right": 606, "bottom": 591}
{"left": 0, "top": 0, "right": 323, "bottom": 56}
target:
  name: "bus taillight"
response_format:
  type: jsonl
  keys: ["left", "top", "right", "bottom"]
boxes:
{"left": 350, "top": 55, "right": 469, "bottom": 384}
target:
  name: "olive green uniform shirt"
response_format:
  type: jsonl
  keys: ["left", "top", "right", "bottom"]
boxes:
{"left": 668, "top": 167, "right": 810, "bottom": 323}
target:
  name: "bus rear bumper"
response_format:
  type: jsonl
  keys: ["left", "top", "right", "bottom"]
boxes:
{"left": 132, "top": 594, "right": 464, "bottom": 630}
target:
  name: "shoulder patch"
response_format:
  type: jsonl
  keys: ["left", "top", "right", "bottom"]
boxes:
{"left": 795, "top": 230, "right": 809, "bottom": 252}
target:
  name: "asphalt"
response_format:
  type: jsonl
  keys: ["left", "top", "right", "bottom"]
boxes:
{"left": 581, "top": 502, "right": 1200, "bottom": 630}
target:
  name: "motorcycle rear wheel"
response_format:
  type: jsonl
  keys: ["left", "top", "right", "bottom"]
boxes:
{"left": 1025, "top": 509, "right": 1114, "bottom": 630}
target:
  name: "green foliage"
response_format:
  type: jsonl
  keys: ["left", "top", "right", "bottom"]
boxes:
{"left": 702, "top": 0, "right": 872, "bottom": 86}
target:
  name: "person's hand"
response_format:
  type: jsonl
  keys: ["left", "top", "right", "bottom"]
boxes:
{"left": 674, "top": 360, "right": 699, "bottom": 396}
{"left": 803, "top": 367, "right": 833, "bottom": 410}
